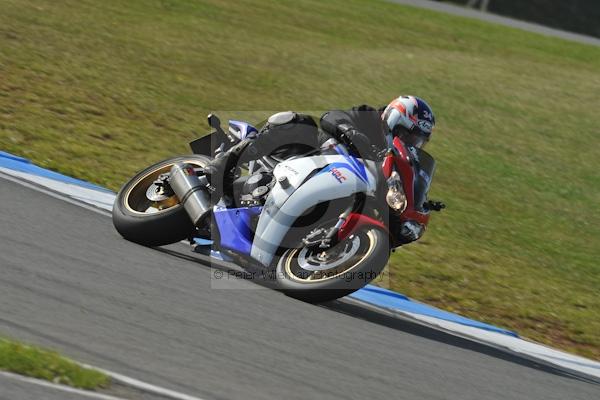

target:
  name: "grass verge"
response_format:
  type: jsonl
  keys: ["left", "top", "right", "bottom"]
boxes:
{"left": 0, "top": 0, "right": 599, "bottom": 359}
{"left": 0, "top": 338, "right": 109, "bottom": 390}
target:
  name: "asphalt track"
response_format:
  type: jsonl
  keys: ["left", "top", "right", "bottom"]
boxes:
{"left": 2, "top": 179, "right": 600, "bottom": 400}
{"left": 388, "top": 0, "right": 600, "bottom": 47}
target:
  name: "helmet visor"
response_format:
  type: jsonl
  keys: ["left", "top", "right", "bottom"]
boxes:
{"left": 403, "top": 131, "right": 429, "bottom": 149}
{"left": 392, "top": 125, "right": 430, "bottom": 149}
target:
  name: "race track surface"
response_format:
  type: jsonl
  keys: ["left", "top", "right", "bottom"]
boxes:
{"left": 1, "top": 178, "right": 599, "bottom": 400}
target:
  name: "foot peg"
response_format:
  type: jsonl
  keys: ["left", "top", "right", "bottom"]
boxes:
{"left": 169, "top": 163, "right": 212, "bottom": 225}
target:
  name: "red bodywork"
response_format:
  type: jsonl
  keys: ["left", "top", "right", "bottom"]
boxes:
{"left": 391, "top": 137, "right": 430, "bottom": 226}
{"left": 338, "top": 138, "right": 429, "bottom": 243}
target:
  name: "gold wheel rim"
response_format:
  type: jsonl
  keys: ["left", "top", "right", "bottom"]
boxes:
{"left": 283, "top": 230, "right": 377, "bottom": 283}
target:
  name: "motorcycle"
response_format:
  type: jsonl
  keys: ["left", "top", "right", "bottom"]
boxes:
{"left": 112, "top": 112, "right": 439, "bottom": 302}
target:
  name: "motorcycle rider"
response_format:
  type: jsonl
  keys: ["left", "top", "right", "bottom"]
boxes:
{"left": 319, "top": 96, "right": 439, "bottom": 245}
{"left": 201, "top": 95, "right": 439, "bottom": 245}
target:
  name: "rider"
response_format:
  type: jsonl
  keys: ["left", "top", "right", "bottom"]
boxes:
{"left": 318, "top": 96, "right": 438, "bottom": 245}
{"left": 201, "top": 95, "right": 439, "bottom": 245}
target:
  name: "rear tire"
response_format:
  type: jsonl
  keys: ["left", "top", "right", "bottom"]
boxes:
{"left": 112, "top": 155, "right": 212, "bottom": 246}
{"left": 275, "top": 227, "right": 389, "bottom": 303}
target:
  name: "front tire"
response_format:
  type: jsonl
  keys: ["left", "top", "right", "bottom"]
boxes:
{"left": 275, "top": 227, "right": 389, "bottom": 303}
{"left": 112, "top": 155, "right": 212, "bottom": 246}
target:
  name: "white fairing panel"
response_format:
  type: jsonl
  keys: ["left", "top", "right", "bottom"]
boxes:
{"left": 250, "top": 155, "right": 377, "bottom": 266}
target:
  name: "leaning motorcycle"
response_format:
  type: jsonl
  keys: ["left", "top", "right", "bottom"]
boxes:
{"left": 112, "top": 112, "right": 433, "bottom": 302}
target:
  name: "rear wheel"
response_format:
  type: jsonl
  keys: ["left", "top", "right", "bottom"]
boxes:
{"left": 112, "top": 155, "right": 212, "bottom": 246}
{"left": 275, "top": 227, "right": 389, "bottom": 303}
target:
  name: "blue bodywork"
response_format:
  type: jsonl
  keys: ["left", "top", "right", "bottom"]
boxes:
{"left": 228, "top": 120, "right": 258, "bottom": 141}
{"left": 213, "top": 139, "right": 367, "bottom": 255}
{"left": 213, "top": 206, "right": 263, "bottom": 255}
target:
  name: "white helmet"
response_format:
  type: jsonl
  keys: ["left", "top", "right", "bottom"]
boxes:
{"left": 382, "top": 96, "right": 436, "bottom": 148}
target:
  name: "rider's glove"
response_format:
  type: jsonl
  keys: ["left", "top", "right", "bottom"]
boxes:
{"left": 336, "top": 124, "right": 377, "bottom": 160}
{"left": 400, "top": 220, "right": 424, "bottom": 243}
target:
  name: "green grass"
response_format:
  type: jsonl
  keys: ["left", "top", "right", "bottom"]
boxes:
{"left": 0, "top": 338, "right": 109, "bottom": 389}
{"left": 1, "top": 0, "right": 599, "bottom": 358}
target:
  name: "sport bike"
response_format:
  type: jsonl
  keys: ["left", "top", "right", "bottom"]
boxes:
{"left": 112, "top": 112, "right": 439, "bottom": 302}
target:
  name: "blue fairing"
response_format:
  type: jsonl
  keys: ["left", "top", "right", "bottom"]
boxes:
{"left": 213, "top": 206, "right": 262, "bottom": 255}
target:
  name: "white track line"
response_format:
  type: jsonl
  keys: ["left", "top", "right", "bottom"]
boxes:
{"left": 81, "top": 365, "right": 207, "bottom": 400}
{"left": 0, "top": 370, "right": 127, "bottom": 400}
{"left": 0, "top": 170, "right": 111, "bottom": 217}
{"left": 343, "top": 297, "right": 600, "bottom": 383}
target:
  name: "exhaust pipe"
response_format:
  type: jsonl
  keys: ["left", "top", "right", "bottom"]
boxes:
{"left": 169, "top": 163, "right": 212, "bottom": 225}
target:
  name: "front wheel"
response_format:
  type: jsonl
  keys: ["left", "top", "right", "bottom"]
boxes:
{"left": 275, "top": 227, "right": 389, "bottom": 303}
{"left": 112, "top": 155, "right": 212, "bottom": 246}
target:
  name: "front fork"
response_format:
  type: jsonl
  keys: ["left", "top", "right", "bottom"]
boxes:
{"left": 308, "top": 194, "right": 388, "bottom": 249}
{"left": 337, "top": 213, "right": 388, "bottom": 242}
